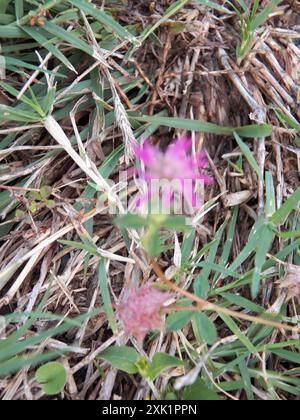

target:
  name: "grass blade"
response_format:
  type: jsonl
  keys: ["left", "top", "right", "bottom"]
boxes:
{"left": 252, "top": 224, "right": 274, "bottom": 298}
{"left": 98, "top": 260, "right": 118, "bottom": 334}
{"left": 270, "top": 187, "right": 300, "bottom": 225}
{"left": 234, "top": 132, "right": 262, "bottom": 180}
{"left": 135, "top": 115, "right": 272, "bottom": 138}
{"left": 69, "top": 0, "right": 135, "bottom": 42}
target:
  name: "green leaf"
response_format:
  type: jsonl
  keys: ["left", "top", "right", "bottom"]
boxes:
{"left": 250, "top": 0, "right": 282, "bottom": 32}
{"left": 35, "top": 362, "right": 67, "bottom": 396}
{"left": 0, "top": 104, "right": 41, "bottom": 123}
{"left": 272, "top": 350, "right": 300, "bottom": 365}
{"left": 228, "top": 215, "right": 265, "bottom": 272}
{"left": 99, "top": 346, "right": 139, "bottom": 374}
{"left": 21, "top": 26, "right": 76, "bottom": 73}
{"left": 196, "top": 262, "right": 240, "bottom": 279}
{"left": 15, "top": 0, "right": 24, "bottom": 20}
{"left": 0, "top": 310, "right": 101, "bottom": 366}
{"left": 252, "top": 224, "right": 274, "bottom": 298}
{"left": 4, "top": 56, "right": 65, "bottom": 77}
{"left": 142, "top": 228, "right": 162, "bottom": 257}
{"left": 135, "top": 115, "right": 272, "bottom": 138}
{"left": 238, "top": 359, "right": 254, "bottom": 400}
{"left": 45, "top": 199, "right": 56, "bottom": 208}
{"left": 42, "top": 21, "right": 93, "bottom": 55}
{"left": 235, "top": 0, "right": 249, "bottom": 14}
{"left": 270, "top": 187, "right": 300, "bottom": 225}
{"left": 166, "top": 311, "right": 194, "bottom": 332}
{"left": 219, "top": 313, "right": 258, "bottom": 354}
{"left": 0, "top": 25, "right": 26, "bottom": 38}
{"left": 265, "top": 171, "right": 276, "bottom": 218}
{"left": 234, "top": 124, "right": 272, "bottom": 138}
{"left": 271, "top": 228, "right": 300, "bottom": 239}
{"left": 194, "top": 313, "right": 217, "bottom": 345}
{"left": 220, "top": 292, "right": 264, "bottom": 314}
{"left": 140, "top": 0, "right": 189, "bottom": 43}
{"left": 58, "top": 239, "right": 101, "bottom": 256}
{"left": 68, "top": 0, "right": 135, "bottom": 41}
{"left": 147, "top": 353, "right": 184, "bottom": 381}
{"left": 183, "top": 378, "right": 220, "bottom": 400}
{"left": 0, "top": 0, "right": 11, "bottom": 13}
{"left": 0, "top": 352, "right": 62, "bottom": 377}
{"left": 271, "top": 106, "right": 300, "bottom": 132}
{"left": 159, "top": 215, "right": 189, "bottom": 231}
{"left": 0, "top": 13, "right": 14, "bottom": 24}
{"left": 0, "top": 81, "right": 45, "bottom": 116}
{"left": 194, "top": 0, "right": 232, "bottom": 13}
{"left": 194, "top": 221, "right": 227, "bottom": 298}
{"left": 233, "top": 132, "right": 262, "bottom": 180}
{"left": 114, "top": 214, "right": 149, "bottom": 229}
{"left": 29, "top": 201, "right": 38, "bottom": 213}
{"left": 98, "top": 260, "right": 118, "bottom": 334}
{"left": 181, "top": 231, "right": 196, "bottom": 266}
{"left": 218, "top": 206, "right": 239, "bottom": 270}
{"left": 40, "top": 186, "right": 52, "bottom": 200}
{"left": 41, "top": 87, "right": 57, "bottom": 116}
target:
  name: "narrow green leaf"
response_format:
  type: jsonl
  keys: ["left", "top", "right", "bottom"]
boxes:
{"left": 234, "top": 132, "right": 262, "bottom": 180}
{"left": 218, "top": 206, "right": 238, "bottom": 270}
{"left": 238, "top": 359, "right": 254, "bottom": 400}
{"left": 234, "top": 124, "right": 272, "bottom": 138}
{"left": 194, "top": 221, "right": 227, "bottom": 298}
{"left": 41, "top": 87, "right": 56, "bottom": 115}
{"left": 250, "top": 0, "right": 282, "bottom": 32}
{"left": 0, "top": 25, "right": 27, "bottom": 38}
{"left": 265, "top": 171, "right": 276, "bottom": 218}
{"left": 140, "top": 0, "right": 189, "bottom": 43}
{"left": 272, "top": 350, "right": 300, "bottom": 365}
{"left": 21, "top": 26, "right": 76, "bottom": 73}
{"left": 0, "top": 104, "right": 40, "bottom": 123}
{"left": 4, "top": 56, "right": 66, "bottom": 77}
{"left": 69, "top": 0, "right": 135, "bottom": 41}
{"left": 194, "top": 0, "right": 232, "bottom": 13}
{"left": 196, "top": 262, "right": 240, "bottom": 279}
{"left": 98, "top": 260, "right": 118, "bottom": 334}
{"left": 135, "top": 115, "right": 272, "bottom": 138}
{"left": 0, "top": 352, "right": 62, "bottom": 377}
{"left": 181, "top": 231, "right": 196, "bottom": 266}
{"left": 0, "top": 310, "right": 100, "bottom": 363}
{"left": 0, "top": 13, "right": 14, "bottom": 24}
{"left": 58, "top": 240, "right": 101, "bottom": 256}
{"left": 0, "top": 80, "right": 44, "bottom": 115}
{"left": 228, "top": 215, "right": 265, "bottom": 272}
{"left": 219, "top": 314, "right": 258, "bottom": 354}
{"left": 42, "top": 21, "right": 93, "bottom": 55}
{"left": 15, "top": 0, "right": 23, "bottom": 20}
{"left": 270, "top": 187, "right": 300, "bottom": 225}
{"left": 0, "top": 0, "right": 11, "bottom": 14}
{"left": 221, "top": 292, "right": 264, "bottom": 314}
{"left": 156, "top": 215, "right": 189, "bottom": 230}
{"left": 252, "top": 224, "right": 274, "bottom": 298}
{"left": 271, "top": 106, "right": 300, "bottom": 132}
